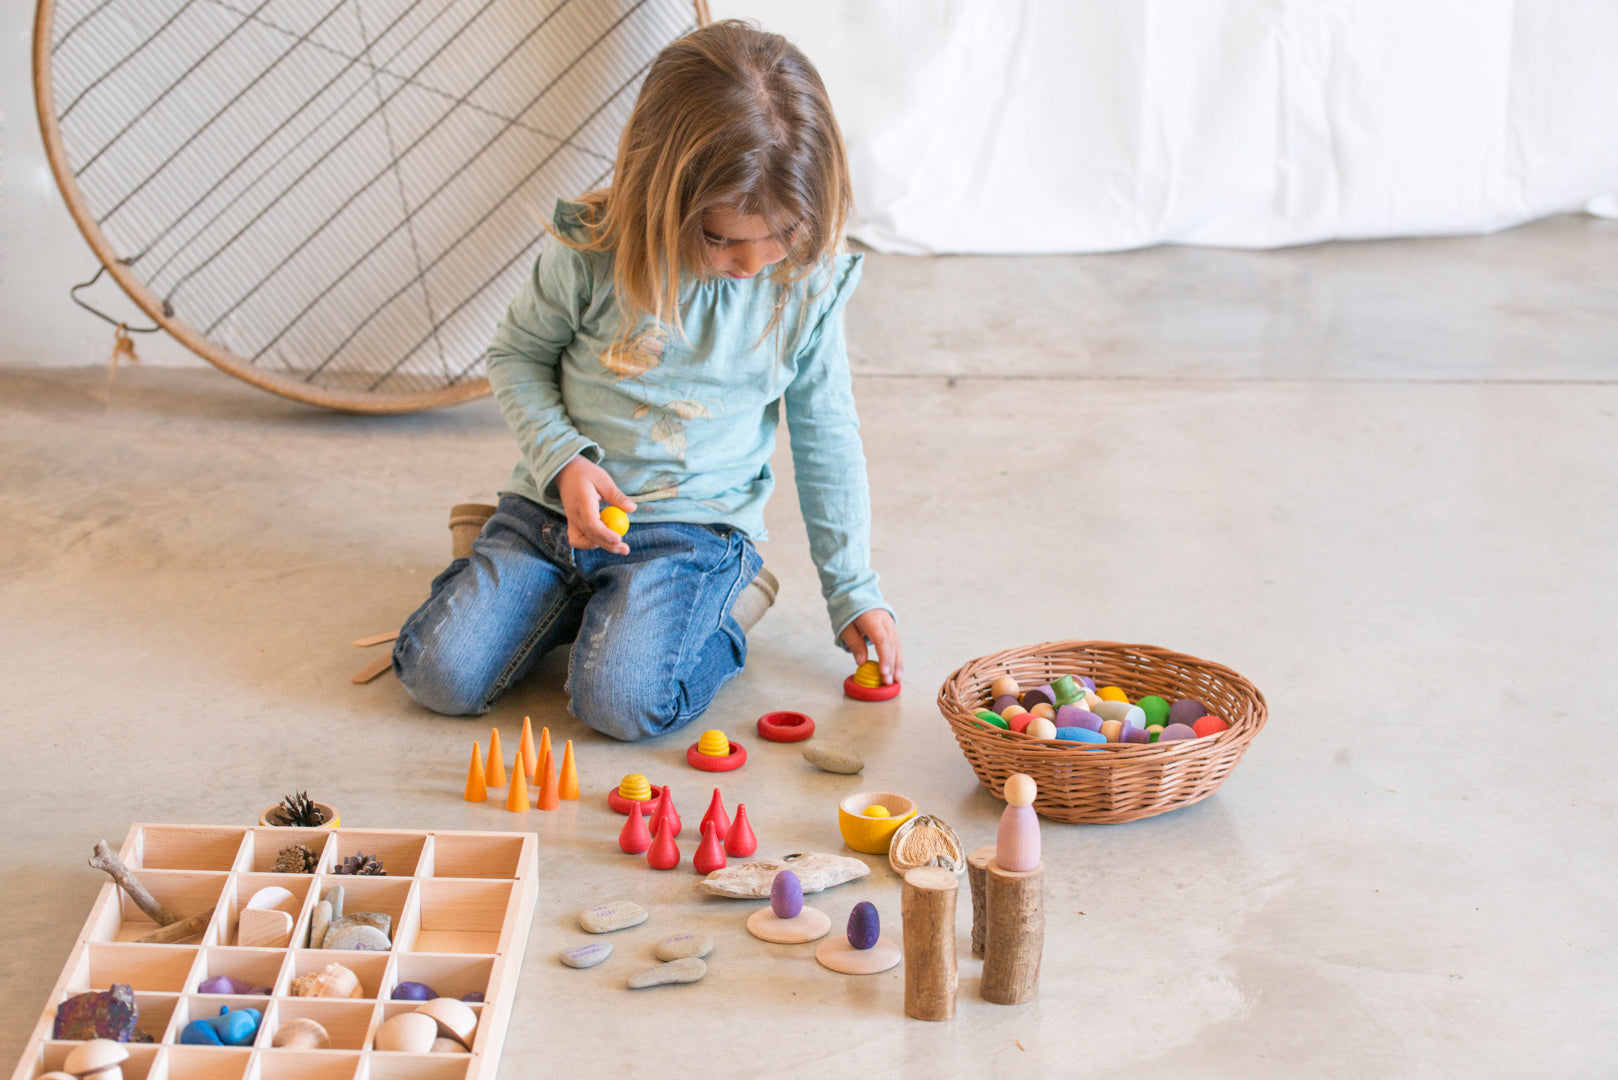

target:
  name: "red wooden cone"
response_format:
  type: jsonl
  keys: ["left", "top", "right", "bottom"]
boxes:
{"left": 693, "top": 820, "right": 727, "bottom": 875}
{"left": 647, "top": 815, "right": 681, "bottom": 870}
{"left": 649, "top": 785, "right": 682, "bottom": 838}
{"left": 699, "top": 788, "right": 730, "bottom": 841}
{"left": 724, "top": 802, "right": 757, "bottom": 857}
{"left": 618, "top": 799, "right": 651, "bottom": 854}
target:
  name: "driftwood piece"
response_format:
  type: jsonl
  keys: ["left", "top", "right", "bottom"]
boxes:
{"left": 135, "top": 910, "right": 212, "bottom": 944}
{"left": 901, "top": 866, "right": 958, "bottom": 1021}
{"left": 966, "top": 845, "right": 995, "bottom": 958}
{"left": 89, "top": 840, "right": 178, "bottom": 925}
{"left": 981, "top": 859, "right": 1044, "bottom": 1005}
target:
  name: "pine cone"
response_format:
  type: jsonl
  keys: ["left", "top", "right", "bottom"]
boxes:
{"left": 337, "top": 852, "right": 385, "bottom": 876}
{"left": 276, "top": 791, "right": 325, "bottom": 828}
{"left": 272, "top": 843, "right": 319, "bottom": 874}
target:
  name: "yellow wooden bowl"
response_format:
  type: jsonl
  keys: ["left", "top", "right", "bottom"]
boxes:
{"left": 838, "top": 792, "right": 918, "bottom": 854}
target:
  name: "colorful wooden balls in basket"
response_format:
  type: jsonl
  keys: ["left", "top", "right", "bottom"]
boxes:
{"left": 937, "top": 640, "right": 1267, "bottom": 824}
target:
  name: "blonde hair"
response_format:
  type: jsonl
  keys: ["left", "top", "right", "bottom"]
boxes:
{"left": 557, "top": 20, "right": 852, "bottom": 345}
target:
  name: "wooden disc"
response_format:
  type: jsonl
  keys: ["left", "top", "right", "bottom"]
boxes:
{"left": 815, "top": 936, "right": 901, "bottom": 974}
{"left": 746, "top": 905, "right": 830, "bottom": 944}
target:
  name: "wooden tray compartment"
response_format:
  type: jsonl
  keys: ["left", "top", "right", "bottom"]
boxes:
{"left": 386, "top": 956, "right": 495, "bottom": 1004}
{"left": 287, "top": 950, "right": 391, "bottom": 1000}
{"left": 218, "top": 874, "right": 317, "bottom": 950}
{"left": 425, "top": 835, "right": 525, "bottom": 880}
{"left": 85, "top": 872, "right": 229, "bottom": 944}
{"left": 121, "top": 826, "right": 249, "bottom": 872}
{"left": 161, "top": 1046, "right": 254, "bottom": 1079}
{"left": 188, "top": 949, "right": 287, "bottom": 997}
{"left": 328, "top": 832, "right": 428, "bottom": 879}
{"left": 168, "top": 994, "right": 272, "bottom": 1047}
{"left": 64, "top": 942, "right": 199, "bottom": 993}
{"left": 307, "top": 877, "right": 415, "bottom": 952}
{"left": 362, "top": 1055, "right": 478, "bottom": 1080}
{"left": 32, "top": 1041, "right": 162, "bottom": 1079}
{"left": 397, "top": 881, "right": 512, "bottom": 956}
{"left": 256, "top": 1050, "right": 367, "bottom": 1080}
{"left": 246, "top": 828, "right": 337, "bottom": 874}
{"left": 376, "top": 1000, "right": 485, "bottom": 1054}
{"left": 261, "top": 997, "right": 379, "bottom": 1051}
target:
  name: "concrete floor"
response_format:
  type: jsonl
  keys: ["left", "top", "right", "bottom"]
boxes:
{"left": 3, "top": 214, "right": 1616, "bottom": 1078}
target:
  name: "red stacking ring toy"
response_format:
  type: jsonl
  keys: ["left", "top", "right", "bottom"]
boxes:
{"left": 756, "top": 711, "right": 815, "bottom": 742}
{"left": 687, "top": 740, "right": 747, "bottom": 772}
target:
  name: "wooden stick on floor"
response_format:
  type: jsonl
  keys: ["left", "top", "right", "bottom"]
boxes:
{"left": 967, "top": 845, "right": 995, "bottom": 958}
{"left": 981, "top": 859, "right": 1045, "bottom": 1005}
{"left": 901, "top": 866, "right": 958, "bottom": 1021}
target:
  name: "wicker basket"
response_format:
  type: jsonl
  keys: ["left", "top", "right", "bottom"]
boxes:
{"left": 938, "top": 640, "right": 1268, "bottom": 824}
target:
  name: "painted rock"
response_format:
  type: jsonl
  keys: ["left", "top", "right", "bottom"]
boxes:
{"left": 323, "top": 885, "right": 345, "bottom": 920}
{"left": 771, "top": 871, "right": 804, "bottom": 919}
{"left": 627, "top": 957, "right": 707, "bottom": 989}
{"left": 323, "top": 924, "right": 391, "bottom": 952}
{"left": 53, "top": 984, "right": 137, "bottom": 1042}
{"left": 803, "top": 744, "right": 864, "bottom": 774}
{"left": 694, "top": 852, "right": 871, "bottom": 898}
{"left": 847, "top": 902, "right": 880, "bottom": 950}
{"left": 654, "top": 933, "right": 713, "bottom": 961}
{"left": 461, "top": 992, "right": 485, "bottom": 1003}
{"left": 391, "top": 981, "right": 438, "bottom": 1000}
{"left": 196, "top": 975, "right": 254, "bottom": 995}
{"left": 309, "top": 900, "right": 332, "bottom": 949}
{"left": 578, "top": 900, "right": 648, "bottom": 933}
{"left": 329, "top": 912, "right": 391, "bottom": 938}
{"left": 560, "top": 943, "right": 613, "bottom": 969}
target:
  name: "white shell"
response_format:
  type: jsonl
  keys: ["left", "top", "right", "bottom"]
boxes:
{"left": 374, "top": 1012, "right": 438, "bottom": 1053}
{"left": 415, "top": 997, "right": 477, "bottom": 1047}
{"left": 694, "top": 852, "right": 870, "bottom": 898}
{"left": 63, "top": 1039, "right": 129, "bottom": 1076}
{"left": 290, "top": 961, "right": 364, "bottom": 998}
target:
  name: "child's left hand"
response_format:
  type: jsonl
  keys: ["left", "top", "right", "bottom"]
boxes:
{"left": 840, "top": 609, "right": 903, "bottom": 685}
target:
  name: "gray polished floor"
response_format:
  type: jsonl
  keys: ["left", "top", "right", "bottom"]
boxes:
{"left": 3, "top": 214, "right": 1615, "bottom": 1078}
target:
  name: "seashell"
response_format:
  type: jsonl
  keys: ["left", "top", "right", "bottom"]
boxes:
{"left": 415, "top": 997, "right": 477, "bottom": 1048}
{"left": 693, "top": 852, "right": 870, "bottom": 899}
{"left": 374, "top": 1012, "right": 437, "bottom": 1053}
{"left": 62, "top": 1038, "right": 129, "bottom": 1078}
{"left": 290, "top": 962, "right": 364, "bottom": 999}
{"left": 888, "top": 814, "right": 966, "bottom": 875}
{"left": 271, "top": 1017, "right": 330, "bottom": 1049}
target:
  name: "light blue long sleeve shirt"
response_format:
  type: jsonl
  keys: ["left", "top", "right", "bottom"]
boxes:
{"left": 486, "top": 200, "right": 889, "bottom": 641}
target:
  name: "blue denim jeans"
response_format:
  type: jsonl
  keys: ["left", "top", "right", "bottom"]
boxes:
{"left": 393, "top": 495, "right": 760, "bottom": 741}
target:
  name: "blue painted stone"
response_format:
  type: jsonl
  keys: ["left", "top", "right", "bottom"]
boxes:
{"left": 560, "top": 943, "right": 613, "bottom": 969}
{"left": 391, "top": 981, "right": 438, "bottom": 1001}
{"left": 771, "top": 870, "right": 804, "bottom": 919}
{"left": 181, "top": 1006, "right": 261, "bottom": 1047}
{"left": 847, "top": 902, "right": 880, "bottom": 950}
{"left": 1055, "top": 726, "right": 1107, "bottom": 744}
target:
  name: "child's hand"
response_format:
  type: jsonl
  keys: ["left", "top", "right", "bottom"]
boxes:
{"left": 840, "top": 609, "right": 903, "bottom": 685}
{"left": 555, "top": 456, "right": 637, "bottom": 555}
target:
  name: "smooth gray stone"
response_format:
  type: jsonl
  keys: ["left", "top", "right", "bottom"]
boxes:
{"left": 628, "top": 957, "right": 707, "bottom": 989}
{"left": 323, "top": 924, "right": 391, "bottom": 951}
{"left": 322, "top": 885, "right": 344, "bottom": 920}
{"left": 802, "top": 744, "right": 863, "bottom": 774}
{"left": 310, "top": 900, "right": 332, "bottom": 949}
{"left": 328, "top": 911, "right": 391, "bottom": 938}
{"left": 578, "top": 901, "right": 647, "bottom": 934}
{"left": 653, "top": 933, "right": 713, "bottom": 961}
{"left": 559, "top": 943, "right": 613, "bottom": 969}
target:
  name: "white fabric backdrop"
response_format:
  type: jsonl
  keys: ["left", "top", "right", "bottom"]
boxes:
{"left": 720, "top": 0, "right": 1618, "bottom": 254}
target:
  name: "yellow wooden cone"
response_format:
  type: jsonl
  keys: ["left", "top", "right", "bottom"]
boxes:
{"left": 558, "top": 740, "right": 580, "bottom": 800}
{"left": 519, "top": 716, "right": 537, "bottom": 779}
{"left": 504, "top": 749, "right": 529, "bottom": 812}
{"left": 485, "top": 728, "right": 506, "bottom": 787}
{"left": 537, "top": 727, "right": 552, "bottom": 784}
{"left": 464, "top": 742, "right": 488, "bottom": 802}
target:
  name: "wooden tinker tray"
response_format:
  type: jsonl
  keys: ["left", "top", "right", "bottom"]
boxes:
{"left": 12, "top": 824, "right": 538, "bottom": 1080}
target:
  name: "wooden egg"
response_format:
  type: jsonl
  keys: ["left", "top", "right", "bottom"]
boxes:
{"left": 847, "top": 901, "right": 880, "bottom": 950}
{"left": 63, "top": 1039, "right": 129, "bottom": 1079}
{"left": 1025, "top": 717, "right": 1057, "bottom": 740}
{"left": 415, "top": 997, "right": 478, "bottom": 1048}
{"left": 272, "top": 1017, "right": 331, "bottom": 1049}
{"left": 771, "top": 870, "right": 804, "bottom": 919}
{"left": 989, "top": 675, "right": 1020, "bottom": 700}
{"left": 375, "top": 1012, "right": 438, "bottom": 1053}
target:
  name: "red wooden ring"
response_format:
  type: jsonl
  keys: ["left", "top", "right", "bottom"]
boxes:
{"left": 607, "top": 788, "right": 663, "bottom": 816}
{"left": 843, "top": 674, "right": 902, "bottom": 702}
{"left": 686, "top": 741, "right": 747, "bottom": 772}
{"left": 756, "top": 711, "right": 816, "bottom": 742}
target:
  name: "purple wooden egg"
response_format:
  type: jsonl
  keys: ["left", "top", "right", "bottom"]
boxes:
{"left": 770, "top": 871, "right": 803, "bottom": 919}
{"left": 391, "top": 981, "right": 438, "bottom": 1001}
{"left": 1159, "top": 723, "right": 1197, "bottom": 741}
{"left": 1168, "top": 699, "right": 1208, "bottom": 726}
{"left": 847, "top": 902, "right": 880, "bottom": 950}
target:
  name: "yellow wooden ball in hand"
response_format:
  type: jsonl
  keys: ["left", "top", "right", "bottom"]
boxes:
{"left": 600, "top": 506, "right": 630, "bottom": 536}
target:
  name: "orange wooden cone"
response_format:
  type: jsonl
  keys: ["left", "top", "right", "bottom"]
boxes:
{"left": 537, "top": 727, "right": 553, "bottom": 784}
{"left": 536, "top": 746, "right": 560, "bottom": 811}
{"left": 504, "top": 754, "right": 529, "bottom": 812}
{"left": 558, "top": 740, "right": 580, "bottom": 800}
{"left": 464, "top": 742, "right": 488, "bottom": 802}
{"left": 485, "top": 728, "right": 506, "bottom": 787}
{"left": 519, "top": 716, "right": 537, "bottom": 778}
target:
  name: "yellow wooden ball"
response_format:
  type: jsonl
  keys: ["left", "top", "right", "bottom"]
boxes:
{"left": 861, "top": 805, "right": 891, "bottom": 819}
{"left": 600, "top": 506, "right": 629, "bottom": 536}
{"left": 1098, "top": 686, "right": 1129, "bottom": 703}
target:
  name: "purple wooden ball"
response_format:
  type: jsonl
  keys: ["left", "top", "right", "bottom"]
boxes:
{"left": 991, "top": 694, "right": 1020, "bottom": 715}
{"left": 770, "top": 870, "right": 804, "bottom": 919}
{"left": 391, "top": 981, "right": 437, "bottom": 1001}
{"left": 847, "top": 902, "right": 880, "bottom": 950}
{"left": 1168, "top": 699, "right": 1208, "bottom": 726}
